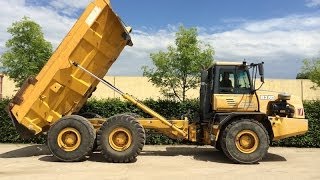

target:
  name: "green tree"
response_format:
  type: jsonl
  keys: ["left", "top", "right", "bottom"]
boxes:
{"left": 301, "top": 58, "right": 320, "bottom": 88}
{"left": 0, "top": 17, "right": 52, "bottom": 87}
{"left": 143, "top": 26, "right": 214, "bottom": 101}
{"left": 296, "top": 72, "right": 310, "bottom": 79}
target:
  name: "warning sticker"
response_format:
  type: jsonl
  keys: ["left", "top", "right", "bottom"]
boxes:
{"left": 297, "top": 108, "right": 304, "bottom": 116}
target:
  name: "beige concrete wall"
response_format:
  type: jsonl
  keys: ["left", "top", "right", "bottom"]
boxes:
{"left": 301, "top": 80, "right": 320, "bottom": 100}
{"left": 2, "top": 76, "right": 18, "bottom": 99}
{"left": 255, "top": 79, "right": 320, "bottom": 100}
{"left": 1, "top": 75, "right": 320, "bottom": 100}
{"left": 93, "top": 76, "right": 200, "bottom": 100}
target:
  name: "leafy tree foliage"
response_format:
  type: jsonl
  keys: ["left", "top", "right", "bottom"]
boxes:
{"left": 143, "top": 26, "right": 214, "bottom": 101}
{"left": 296, "top": 72, "right": 310, "bottom": 79}
{"left": 300, "top": 58, "right": 320, "bottom": 88}
{"left": 0, "top": 17, "right": 52, "bottom": 87}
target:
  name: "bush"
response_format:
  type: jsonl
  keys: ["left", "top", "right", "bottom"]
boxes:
{"left": 0, "top": 98, "right": 46, "bottom": 143}
{"left": 0, "top": 98, "right": 319, "bottom": 147}
{"left": 79, "top": 98, "right": 199, "bottom": 145}
{"left": 0, "top": 98, "right": 199, "bottom": 144}
{"left": 79, "top": 98, "right": 199, "bottom": 119}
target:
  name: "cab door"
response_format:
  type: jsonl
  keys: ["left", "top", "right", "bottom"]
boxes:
{"left": 212, "top": 66, "right": 259, "bottom": 112}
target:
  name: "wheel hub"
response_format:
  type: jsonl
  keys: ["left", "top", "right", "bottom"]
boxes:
{"left": 109, "top": 127, "right": 132, "bottom": 152}
{"left": 65, "top": 133, "right": 77, "bottom": 146}
{"left": 235, "top": 130, "right": 259, "bottom": 154}
{"left": 57, "top": 128, "right": 81, "bottom": 152}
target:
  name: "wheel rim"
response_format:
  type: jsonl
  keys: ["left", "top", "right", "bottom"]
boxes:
{"left": 235, "top": 130, "right": 259, "bottom": 154}
{"left": 109, "top": 127, "right": 132, "bottom": 152}
{"left": 57, "top": 128, "right": 81, "bottom": 152}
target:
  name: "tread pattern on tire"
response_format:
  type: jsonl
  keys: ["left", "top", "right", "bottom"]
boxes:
{"left": 78, "top": 112, "right": 102, "bottom": 152}
{"left": 93, "top": 113, "right": 140, "bottom": 153}
{"left": 220, "top": 119, "right": 269, "bottom": 164}
{"left": 97, "top": 114, "right": 145, "bottom": 163}
{"left": 47, "top": 115, "right": 95, "bottom": 162}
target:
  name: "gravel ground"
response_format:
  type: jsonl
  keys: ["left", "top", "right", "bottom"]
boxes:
{"left": 0, "top": 144, "right": 319, "bottom": 180}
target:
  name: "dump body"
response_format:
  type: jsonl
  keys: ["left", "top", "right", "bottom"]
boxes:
{"left": 8, "top": 0, "right": 131, "bottom": 136}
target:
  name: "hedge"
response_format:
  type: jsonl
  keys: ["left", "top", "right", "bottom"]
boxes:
{"left": 272, "top": 100, "right": 320, "bottom": 147}
{"left": 0, "top": 98, "right": 319, "bottom": 147}
{"left": 0, "top": 99, "right": 46, "bottom": 143}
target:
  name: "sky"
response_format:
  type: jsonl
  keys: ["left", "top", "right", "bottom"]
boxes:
{"left": 0, "top": 0, "right": 320, "bottom": 78}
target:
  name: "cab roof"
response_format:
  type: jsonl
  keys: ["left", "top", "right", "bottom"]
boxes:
{"left": 214, "top": 61, "right": 243, "bottom": 66}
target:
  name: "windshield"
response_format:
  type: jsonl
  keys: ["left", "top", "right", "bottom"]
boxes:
{"left": 217, "top": 66, "right": 252, "bottom": 94}
{"left": 237, "top": 70, "right": 251, "bottom": 89}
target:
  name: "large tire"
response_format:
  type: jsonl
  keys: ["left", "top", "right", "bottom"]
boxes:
{"left": 220, "top": 119, "right": 269, "bottom": 164}
{"left": 47, "top": 115, "right": 95, "bottom": 162}
{"left": 97, "top": 114, "right": 145, "bottom": 163}
{"left": 79, "top": 112, "right": 102, "bottom": 152}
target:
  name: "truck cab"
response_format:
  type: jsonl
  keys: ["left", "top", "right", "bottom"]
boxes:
{"left": 200, "top": 61, "right": 261, "bottom": 122}
{"left": 199, "top": 61, "right": 307, "bottom": 159}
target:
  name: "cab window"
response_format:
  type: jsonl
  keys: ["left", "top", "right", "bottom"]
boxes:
{"left": 234, "top": 69, "right": 252, "bottom": 94}
{"left": 218, "top": 69, "right": 235, "bottom": 93}
{"left": 217, "top": 67, "right": 252, "bottom": 94}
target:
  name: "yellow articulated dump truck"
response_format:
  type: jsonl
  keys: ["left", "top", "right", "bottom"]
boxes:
{"left": 7, "top": 0, "right": 308, "bottom": 164}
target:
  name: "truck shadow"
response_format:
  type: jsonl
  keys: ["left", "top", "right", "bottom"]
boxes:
{"left": 138, "top": 147, "right": 287, "bottom": 164}
{"left": 0, "top": 145, "right": 287, "bottom": 164}
{"left": 87, "top": 146, "right": 287, "bottom": 164}
{"left": 0, "top": 144, "right": 50, "bottom": 158}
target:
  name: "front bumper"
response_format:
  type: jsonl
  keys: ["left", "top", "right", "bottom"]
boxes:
{"left": 269, "top": 116, "right": 308, "bottom": 141}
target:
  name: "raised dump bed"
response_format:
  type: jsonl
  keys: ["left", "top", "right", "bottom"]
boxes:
{"left": 8, "top": 0, "right": 132, "bottom": 137}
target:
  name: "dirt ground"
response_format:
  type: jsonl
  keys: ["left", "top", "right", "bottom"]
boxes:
{"left": 0, "top": 144, "right": 319, "bottom": 180}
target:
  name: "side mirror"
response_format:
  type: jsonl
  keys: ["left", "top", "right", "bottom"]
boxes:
{"left": 258, "top": 63, "right": 265, "bottom": 83}
{"left": 258, "top": 63, "right": 264, "bottom": 76}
